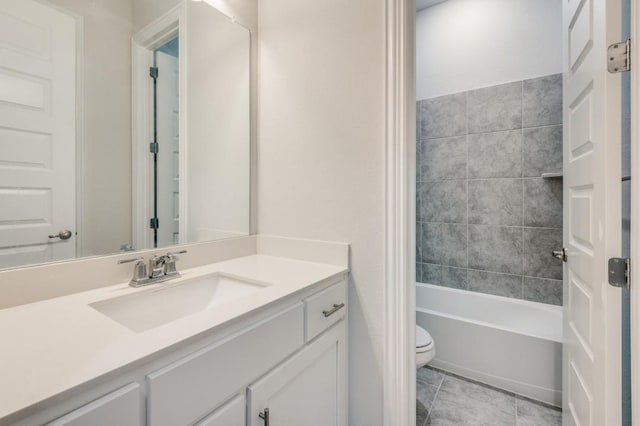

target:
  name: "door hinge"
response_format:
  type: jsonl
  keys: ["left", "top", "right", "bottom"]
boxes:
{"left": 608, "top": 257, "right": 630, "bottom": 288}
{"left": 608, "top": 39, "right": 631, "bottom": 73}
{"left": 149, "top": 142, "right": 159, "bottom": 154}
{"left": 149, "top": 217, "right": 159, "bottom": 229}
{"left": 149, "top": 66, "right": 159, "bottom": 79}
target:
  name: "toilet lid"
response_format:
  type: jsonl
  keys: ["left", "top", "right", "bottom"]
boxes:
{"left": 416, "top": 326, "right": 433, "bottom": 348}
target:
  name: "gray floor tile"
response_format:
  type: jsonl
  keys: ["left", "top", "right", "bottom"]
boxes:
{"left": 427, "top": 376, "right": 516, "bottom": 426}
{"left": 418, "top": 366, "right": 445, "bottom": 387}
{"left": 417, "top": 399, "right": 429, "bottom": 426}
{"left": 516, "top": 397, "right": 562, "bottom": 426}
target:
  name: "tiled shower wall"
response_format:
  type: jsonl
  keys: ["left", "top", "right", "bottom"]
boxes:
{"left": 416, "top": 74, "right": 564, "bottom": 306}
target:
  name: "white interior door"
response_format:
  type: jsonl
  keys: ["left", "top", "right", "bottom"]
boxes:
{"left": 155, "top": 50, "right": 180, "bottom": 247}
{"left": 0, "top": 0, "right": 76, "bottom": 268}
{"left": 562, "top": 0, "right": 623, "bottom": 423}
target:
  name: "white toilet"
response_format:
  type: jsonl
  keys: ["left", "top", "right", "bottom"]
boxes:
{"left": 416, "top": 325, "right": 435, "bottom": 369}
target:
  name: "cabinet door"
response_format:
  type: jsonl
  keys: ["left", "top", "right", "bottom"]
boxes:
{"left": 195, "top": 394, "right": 245, "bottom": 426}
{"left": 248, "top": 322, "right": 347, "bottom": 426}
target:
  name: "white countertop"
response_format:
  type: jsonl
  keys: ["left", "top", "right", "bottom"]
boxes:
{"left": 0, "top": 254, "right": 347, "bottom": 422}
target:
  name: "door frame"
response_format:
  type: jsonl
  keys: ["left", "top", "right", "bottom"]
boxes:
{"left": 630, "top": 0, "right": 640, "bottom": 421}
{"left": 383, "top": 0, "right": 416, "bottom": 425}
{"left": 132, "top": 3, "right": 188, "bottom": 250}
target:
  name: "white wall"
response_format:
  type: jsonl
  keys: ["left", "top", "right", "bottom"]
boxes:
{"left": 186, "top": 1, "right": 251, "bottom": 241}
{"left": 416, "top": 0, "right": 562, "bottom": 99}
{"left": 49, "top": 0, "right": 133, "bottom": 256}
{"left": 257, "top": 0, "right": 386, "bottom": 424}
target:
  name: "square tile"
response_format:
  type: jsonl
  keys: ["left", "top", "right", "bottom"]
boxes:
{"left": 524, "top": 277, "right": 563, "bottom": 306}
{"left": 468, "top": 179, "right": 523, "bottom": 226}
{"left": 516, "top": 397, "right": 562, "bottom": 426}
{"left": 417, "top": 100, "right": 423, "bottom": 143}
{"left": 418, "top": 367, "right": 445, "bottom": 387}
{"left": 422, "top": 263, "right": 467, "bottom": 289}
{"left": 468, "top": 269, "right": 523, "bottom": 298}
{"left": 427, "top": 376, "right": 516, "bottom": 426}
{"left": 468, "top": 81, "right": 522, "bottom": 133}
{"left": 420, "top": 137, "right": 467, "bottom": 180}
{"left": 421, "top": 92, "right": 467, "bottom": 139}
{"left": 420, "top": 223, "right": 467, "bottom": 268}
{"left": 523, "top": 74, "right": 563, "bottom": 128}
{"left": 523, "top": 126, "right": 563, "bottom": 177}
{"left": 524, "top": 228, "right": 563, "bottom": 280}
{"left": 468, "top": 225, "right": 523, "bottom": 274}
{"left": 468, "top": 130, "right": 522, "bottom": 178}
{"left": 524, "top": 178, "right": 563, "bottom": 228}
{"left": 422, "top": 180, "right": 467, "bottom": 223}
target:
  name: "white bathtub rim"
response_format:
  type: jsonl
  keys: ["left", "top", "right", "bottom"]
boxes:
{"left": 416, "top": 282, "right": 563, "bottom": 343}
{"left": 416, "top": 306, "right": 562, "bottom": 343}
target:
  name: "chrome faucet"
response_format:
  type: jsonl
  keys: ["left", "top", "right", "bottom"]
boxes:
{"left": 118, "top": 250, "right": 188, "bottom": 288}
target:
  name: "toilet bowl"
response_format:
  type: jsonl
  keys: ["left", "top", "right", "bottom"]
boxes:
{"left": 416, "top": 325, "right": 435, "bottom": 369}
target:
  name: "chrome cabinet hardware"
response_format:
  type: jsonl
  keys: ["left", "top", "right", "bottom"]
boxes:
{"left": 258, "top": 408, "right": 269, "bottom": 426}
{"left": 322, "top": 303, "right": 345, "bottom": 318}
{"left": 552, "top": 248, "right": 567, "bottom": 262}
{"left": 48, "top": 230, "right": 73, "bottom": 240}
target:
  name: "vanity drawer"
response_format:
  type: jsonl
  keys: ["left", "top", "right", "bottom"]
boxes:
{"left": 146, "top": 303, "right": 303, "bottom": 426}
{"left": 48, "top": 383, "right": 142, "bottom": 426}
{"left": 304, "top": 281, "right": 347, "bottom": 341}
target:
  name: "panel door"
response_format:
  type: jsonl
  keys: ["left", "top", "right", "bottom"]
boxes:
{"left": 155, "top": 50, "right": 180, "bottom": 247}
{"left": 248, "top": 322, "right": 347, "bottom": 426}
{"left": 0, "top": 0, "right": 76, "bottom": 268}
{"left": 562, "top": 0, "right": 623, "bottom": 423}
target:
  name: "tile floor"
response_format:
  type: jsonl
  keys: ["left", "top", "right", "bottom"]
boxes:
{"left": 417, "top": 367, "right": 562, "bottom": 426}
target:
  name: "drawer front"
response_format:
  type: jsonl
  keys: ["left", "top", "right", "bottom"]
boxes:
{"left": 48, "top": 383, "right": 142, "bottom": 426}
{"left": 304, "top": 281, "right": 347, "bottom": 341}
{"left": 196, "top": 394, "right": 245, "bottom": 426}
{"left": 147, "top": 303, "right": 304, "bottom": 426}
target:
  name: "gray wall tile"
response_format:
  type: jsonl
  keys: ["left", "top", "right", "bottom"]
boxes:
{"left": 524, "top": 277, "right": 563, "bottom": 306}
{"left": 468, "top": 179, "right": 523, "bottom": 226}
{"left": 523, "top": 125, "right": 563, "bottom": 177}
{"left": 416, "top": 74, "right": 563, "bottom": 306}
{"left": 468, "top": 81, "right": 522, "bottom": 133}
{"left": 468, "top": 225, "right": 523, "bottom": 274}
{"left": 423, "top": 180, "right": 467, "bottom": 223}
{"left": 468, "top": 130, "right": 522, "bottom": 178}
{"left": 421, "top": 92, "right": 467, "bottom": 139}
{"left": 421, "top": 223, "right": 467, "bottom": 268}
{"left": 524, "top": 228, "right": 563, "bottom": 279}
{"left": 420, "top": 137, "right": 467, "bottom": 180}
{"left": 419, "top": 263, "right": 467, "bottom": 289}
{"left": 524, "top": 178, "right": 563, "bottom": 228}
{"left": 468, "top": 269, "right": 523, "bottom": 298}
{"left": 523, "top": 74, "right": 563, "bottom": 127}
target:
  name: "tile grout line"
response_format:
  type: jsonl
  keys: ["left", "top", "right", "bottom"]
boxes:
{"left": 521, "top": 80, "right": 526, "bottom": 300}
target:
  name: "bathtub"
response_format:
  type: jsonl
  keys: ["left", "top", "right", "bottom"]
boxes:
{"left": 416, "top": 282, "right": 563, "bottom": 406}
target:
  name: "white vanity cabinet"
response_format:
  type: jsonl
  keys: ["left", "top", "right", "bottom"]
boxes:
{"left": 47, "top": 383, "right": 143, "bottom": 426}
{"left": 17, "top": 278, "right": 348, "bottom": 426}
{"left": 247, "top": 322, "right": 347, "bottom": 426}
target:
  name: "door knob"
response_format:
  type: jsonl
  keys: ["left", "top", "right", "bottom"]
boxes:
{"left": 259, "top": 408, "right": 269, "bottom": 426}
{"left": 48, "top": 230, "right": 73, "bottom": 240}
{"left": 552, "top": 248, "right": 567, "bottom": 262}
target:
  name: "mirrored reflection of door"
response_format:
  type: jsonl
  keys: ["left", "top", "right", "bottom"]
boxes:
{"left": 0, "top": 0, "right": 76, "bottom": 268}
{"left": 154, "top": 39, "right": 180, "bottom": 248}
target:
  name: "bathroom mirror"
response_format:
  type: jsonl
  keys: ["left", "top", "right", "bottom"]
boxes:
{"left": 0, "top": 0, "right": 250, "bottom": 269}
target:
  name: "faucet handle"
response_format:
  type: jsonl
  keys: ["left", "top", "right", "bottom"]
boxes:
{"left": 118, "top": 256, "right": 144, "bottom": 264}
{"left": 118, "top": 257, "right": 148, "bottom": 283}
{"left": 164, "top": 250, "right": 186, "bottom": 276}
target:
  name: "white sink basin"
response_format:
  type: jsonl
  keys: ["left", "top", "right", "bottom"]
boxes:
{"left": 90, "top": 273, "right": 269, "bottom": 333}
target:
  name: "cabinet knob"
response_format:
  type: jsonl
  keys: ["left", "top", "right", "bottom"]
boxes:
{"left": 259, "top": 408, "right": 269, "bottom": 426}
